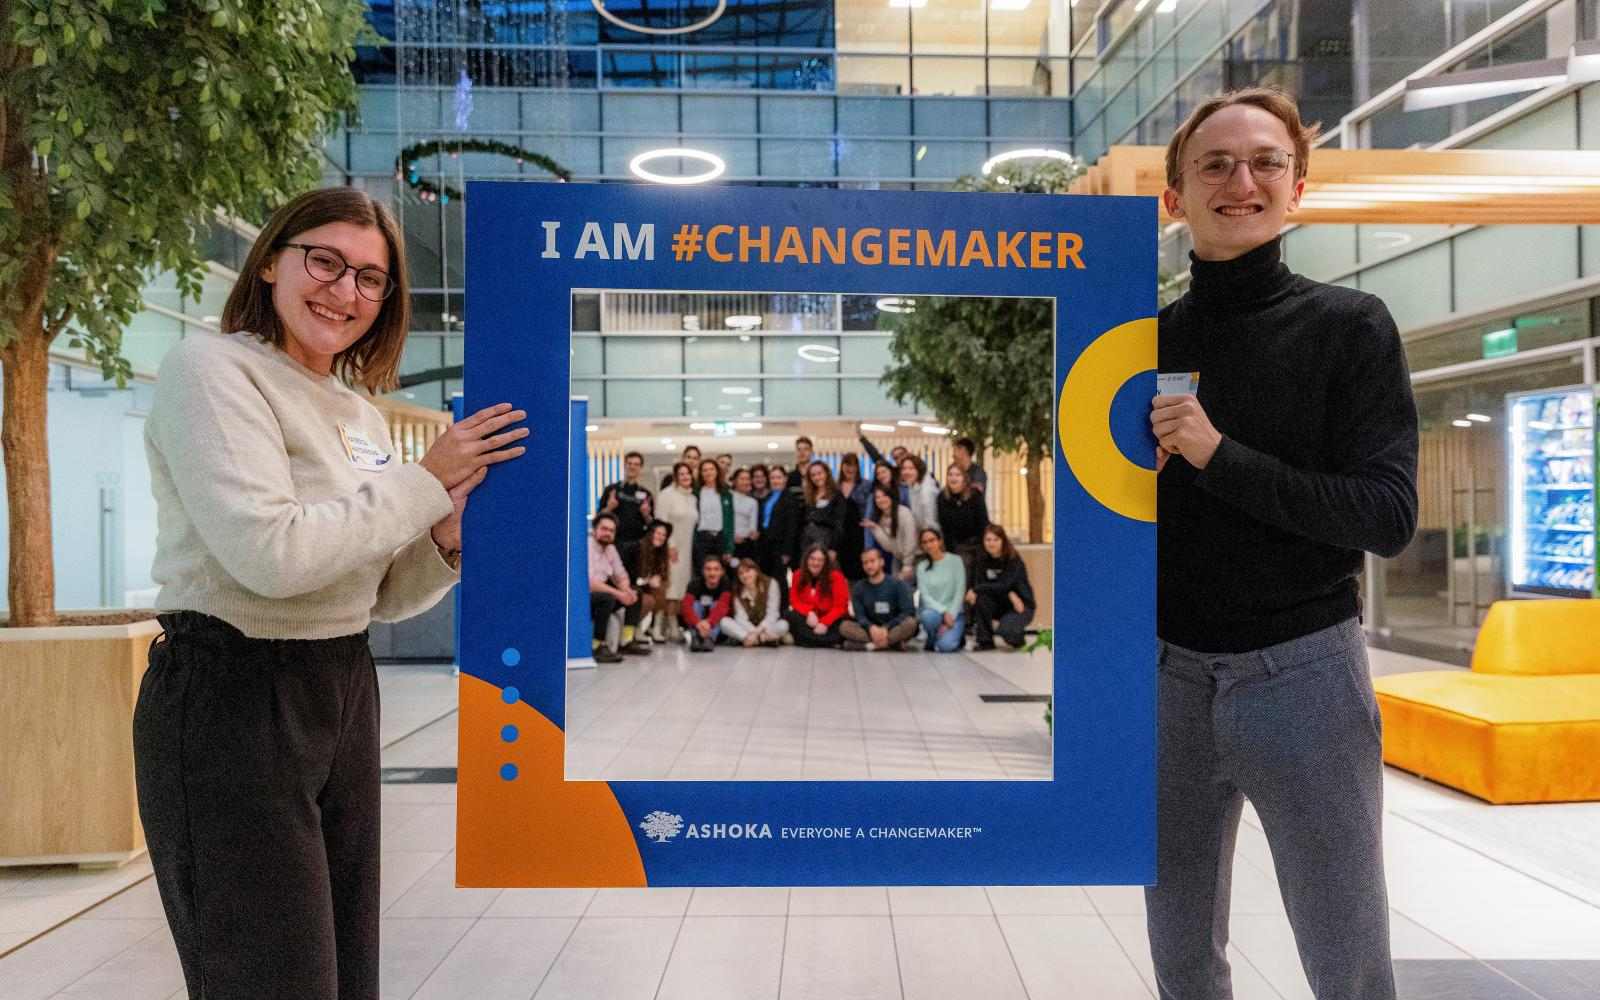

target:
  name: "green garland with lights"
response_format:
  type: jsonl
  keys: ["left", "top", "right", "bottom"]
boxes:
{"left": 395, "top": 139, "right": 572, "bottom": 204}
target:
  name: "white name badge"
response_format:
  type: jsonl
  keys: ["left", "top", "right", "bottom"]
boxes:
{"left": 873, "top": 600, "right": 891, "bottom": 614}
{"left": 1156, "top": 371, "right": 1200, "bottom": 396}
{"left": 338, "top": 422, "right": 393, "bottom": 471}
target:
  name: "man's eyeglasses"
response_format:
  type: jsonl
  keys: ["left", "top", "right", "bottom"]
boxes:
{"left": 1183, "top": 149, "right": 1294, "bottom": 186}
{"left": 281, "top": 243, "right": 395, "bottom": 302}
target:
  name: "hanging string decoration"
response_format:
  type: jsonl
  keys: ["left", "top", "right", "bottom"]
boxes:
{"left": 395, "top": 139, "right": 572, "bottom": 204}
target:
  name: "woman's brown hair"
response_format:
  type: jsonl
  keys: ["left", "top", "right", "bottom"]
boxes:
{"left": 222, "top": 187, "right": 411, "bottom": 393}
{"left": 802, "top": 460, "right": 837, "bottom": 507}
{"left": 794, "top": 543, "right": 839, "bottom": 598}
{"left": 982, "top": 522, "right": 1019, "bottom": 563}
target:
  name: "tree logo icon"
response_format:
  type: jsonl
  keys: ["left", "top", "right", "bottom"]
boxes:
{"left": 639, "top": 811, "right": 685, "bottom": 843}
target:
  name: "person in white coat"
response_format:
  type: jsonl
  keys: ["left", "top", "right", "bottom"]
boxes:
{"left": 899, "top": 454, "right": 941, "bottom": 536}
{"left": 655, "top": 460, "right": 700, "bottom": 640}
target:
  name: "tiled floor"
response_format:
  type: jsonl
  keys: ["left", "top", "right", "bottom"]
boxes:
{"left": 564, "top": 644, "right": 1053, "bottom": 781}
{"left": 4, "top": 651, "right": 1599, "bottom": 999}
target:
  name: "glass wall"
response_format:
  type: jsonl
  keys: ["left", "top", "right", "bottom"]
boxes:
{"left": 564, "top": 290, "right": 936, "bottom": 419}
{"left": 1070, "top": 0, "right": 1358, "bottom": 165}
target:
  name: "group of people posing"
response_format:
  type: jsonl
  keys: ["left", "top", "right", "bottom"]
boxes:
{"left": 586, "top": 434, "right": 1037, "bottom": 662}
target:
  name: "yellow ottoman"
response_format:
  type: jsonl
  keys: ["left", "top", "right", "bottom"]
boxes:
{"left": 1375, "top": 671, "right": 1600, "bottom": 804}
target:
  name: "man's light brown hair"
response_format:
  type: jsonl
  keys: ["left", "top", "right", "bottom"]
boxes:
{"left": 222, "top": 187, "right": 412, "bottom": 393}
{"left": 1164, "top": 87, "right": 1320, "bottom": 189}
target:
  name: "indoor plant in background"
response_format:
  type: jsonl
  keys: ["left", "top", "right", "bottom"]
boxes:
{"left": 0, "top": 0, "right": 372, "bottom": 865}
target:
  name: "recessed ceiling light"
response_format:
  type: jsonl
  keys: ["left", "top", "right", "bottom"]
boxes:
{"left": 897, "top": 420, "right": 921, "bottom": 427}
{"left": 584, "top": 424, "right": 599, "bottom": 431}
{"left": 1451, "top": 419, "right": 1473, "bottom": 428}
{"left": 921, "top": 425, "right": 952, "bottom": 435}
{"left": 721, "top": 386, "right": 753, "bottom": 395}
{"left": 767, "top": 442, "right": 779, "bottom": 449}
{"left": 738, "top": 334, "right": 750, "bottom": 342}
{"left": 747, "top": 395, "right": 763, "bottom": 402}
{"left": 730, "top": 421, "right": 762, "bottom": 429}
{"left": 1466, "top": 413, "right": 1492, "bottom": 423}
{"left": 875, "top": 297, "right": 916, "bottom": 314}
{"left": 861, "top": 423, "right": 896, "bottom": 432}
{"left": 725, "top": 315, "right": 762, "bottom": 330}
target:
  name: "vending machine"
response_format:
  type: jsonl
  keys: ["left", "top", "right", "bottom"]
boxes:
{"left": 1506, "top": 385, "right": 1595, "bottom": 597}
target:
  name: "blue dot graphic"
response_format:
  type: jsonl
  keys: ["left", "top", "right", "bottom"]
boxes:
{"left": 501, "top": 724, "right": 519, "bottom": 743}
{"left": 500, "top": 763, "right": 519, "bottom": 781}
{"left": 1109, "top": 369, "right": 1160, "bottom": 472}
{"left": 501, "top": 647, "right": 521, "bottom": 667}
{"left": 501, "top": 686, "right": 520, "bottom": 705}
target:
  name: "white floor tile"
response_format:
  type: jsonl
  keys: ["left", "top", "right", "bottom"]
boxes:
{"left": 998, "top": 914, "right": 1154, "bottom": 999}
{"left": 378, "top": 918, "right": 473, "bottom": 1000}
{"left": 0, "top": 930, "right": 31, "bottom": 954}
{"left": 1225, "top": 943, "right": 1287, "bottom": 1000}
{"left": 532, "top": 916, "right": 681, "bottom": 1000}
{"left": 1100, "top": 913, "right": 1159, "bottom": 996}
{"left": 7, "top": 857, "right": 152, "bottom": 899}
{"left": 483, "top": 888, "right": 596, "bottom": 918}
{"left": 1085, "top": 885, "right": 1147, "bottom": 916}
{"left": 985, "top": 885, "right": 1096, "bottom": 915}
{"left": 386, "top": 854, "right": 501, "bottom": 919}
{"left": 780, "top": 916, "right": 901, "bottom": 1000}
{"left": 1399, "top": 901, "right": 1600, "bottom": 959}
{"left": 655, "top": 915, "right": 784, "bottom": 1000}
{"left": 1228, "top": 913, "right": 1313, "bottom": 1000}
{"left": 0, "top": 894, "right": 95, "bottom": 935}
{"left": 414, "top": 916, "right": 575, "bottom": 1000}
{"left": 788, "top": 886, "right": 890, "bottom": 916}
{"left": 382, "top": 804, "right": 459, "bottom": 853}
{"left": 0, "top": 917, "right": 162, "bottom": 1000}
{"left": 53, "top": 922, "right": 184, "bottom": 1000}
{"left": 381, "top": 852, "right": 449, "bottom": 915}
{"left": 887, "top": 885, "right": 992, "bottom": 916}
{"left": 1387, "top": 909, "right": 1470, "bottom": 959}
{"left": 584, "top": 887, "right": 692, "bottom": 918}
{"left": 81, "top": 879, "right": 164, "bottom": 920}
{"left": 686, "top": 887, "right": 790, "bottom": 916}
{"left": 894, "top": 915, "right": 1028, "bottom": 1000}
{"left": 380, "top": 783, "right": 458, "bottom": 805}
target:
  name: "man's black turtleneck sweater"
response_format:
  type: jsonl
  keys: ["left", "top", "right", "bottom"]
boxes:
{"left": 1157, "top": 237, "right": 1419, "bottom": 653}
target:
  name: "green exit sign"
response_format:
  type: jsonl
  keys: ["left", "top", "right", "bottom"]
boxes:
{"left": 1482, "top": 328, "right": 1518, "bottom": 358}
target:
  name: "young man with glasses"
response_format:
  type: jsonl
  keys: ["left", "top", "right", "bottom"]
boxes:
{"left": 1148, "top": 88, "right": 1418, "bottom": 1000}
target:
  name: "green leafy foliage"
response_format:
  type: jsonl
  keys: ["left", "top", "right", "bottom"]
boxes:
{"left": 0, "top": 0, "right": 377, "bottom": 381}
{"left": 879, "top": 160, "right": 1085, "bottom": 541}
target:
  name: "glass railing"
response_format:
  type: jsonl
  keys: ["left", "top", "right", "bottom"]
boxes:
{"left": 360, "top": 42, "right": 1075, "bottom": 98}
{"left": 1340, "top": 0, "right": 1574, "bottom": 150}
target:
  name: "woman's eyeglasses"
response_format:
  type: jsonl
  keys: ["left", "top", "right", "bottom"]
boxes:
{"left": 282, "top": 243, "right": 395, "bottom": 301}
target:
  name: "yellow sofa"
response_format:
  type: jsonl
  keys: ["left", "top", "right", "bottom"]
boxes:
{"left": 1373, "top": 599, "right": 1600, "bottom": 804}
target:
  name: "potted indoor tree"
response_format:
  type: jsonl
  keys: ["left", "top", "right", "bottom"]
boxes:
{"left": 0, "top": 0, "right": 372, "bottom": 865}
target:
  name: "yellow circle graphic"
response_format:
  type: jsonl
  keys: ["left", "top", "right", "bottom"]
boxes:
{"left": 1058, "top": 317, "right": 1157, "bottom": 524}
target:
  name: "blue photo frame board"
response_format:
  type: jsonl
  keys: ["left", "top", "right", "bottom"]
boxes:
{"left": 457, "top": 182, "right": 1158, "bottom": 887}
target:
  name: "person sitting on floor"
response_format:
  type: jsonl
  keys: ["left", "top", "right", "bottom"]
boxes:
{"left": 841, "top": 546, "right": 917, "bottom": 652}
{"left": 783, "top": 544, "right": 849, "bottom": 648}
{"left": 966, "top": 523, "right": 1036, "bottom": 650}
{"left": 680, "top": 553, "right": 733, "bottom": 653}
{"left": 723, "top": 559, "right": 790, "bottom": 647}
{"left": 915, "top": 527, "right": 966, "bottom": 653}
{"left": 589, "top": 511, "right": 639, "bottom": 664}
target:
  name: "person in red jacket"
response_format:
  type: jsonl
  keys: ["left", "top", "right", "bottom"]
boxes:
{"left": 783, "top": 544, "right": 848, "bottom": 647}
{"left": 680, "top": 553, "right": 733, "bottom": 652}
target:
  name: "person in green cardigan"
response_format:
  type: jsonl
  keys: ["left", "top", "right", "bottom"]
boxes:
{"left": 915, "top": 527, "right": 967, "bottom": 652}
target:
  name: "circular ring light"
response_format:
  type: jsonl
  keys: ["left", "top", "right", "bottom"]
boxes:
{"left": 796, "top": 344, "right": 841, "bottom": 364}
{"left": 980, "top": 147, "right": 1075, "bottom": 177}
{"left": 629, "top": 147, "right": 726, "bottom": 185}
{"left": 591, "top": 0, "right": 728, "bottom": 35}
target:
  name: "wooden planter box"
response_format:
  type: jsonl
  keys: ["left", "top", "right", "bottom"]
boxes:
{"left": 0, "top": 617, "right": 161, "bottom": 866}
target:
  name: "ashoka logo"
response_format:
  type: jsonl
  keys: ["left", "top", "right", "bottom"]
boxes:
{"left": 639, "top": 811, "right": 684, "bottom": 843}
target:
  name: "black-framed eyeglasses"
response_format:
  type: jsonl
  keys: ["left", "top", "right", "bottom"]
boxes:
{"left": 1183, "top": 149, "right": 1294, "bottom": 186}
{"left": 281, "top": 243, "right": 395, "bottom": 301}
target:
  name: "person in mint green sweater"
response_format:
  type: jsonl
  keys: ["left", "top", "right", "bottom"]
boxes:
{"left": 914, "top": 527, "right": 967, "bottom": 652}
